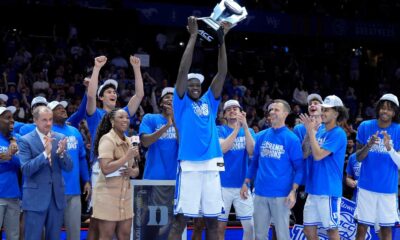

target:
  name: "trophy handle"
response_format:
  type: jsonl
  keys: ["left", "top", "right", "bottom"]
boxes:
{"left": 224, "top": 0, "right": 244, "bottom": 15}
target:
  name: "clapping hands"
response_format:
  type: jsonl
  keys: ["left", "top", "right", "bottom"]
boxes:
{"left": 56, "top": 138, "right": 67, "bottom": 156}
{"left": 382, "top": 131, "right": 392, "bottom": 151}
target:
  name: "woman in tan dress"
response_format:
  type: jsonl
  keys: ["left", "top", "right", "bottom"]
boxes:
{"left": 93, "top": 108, "right": 140, "bottom": 240}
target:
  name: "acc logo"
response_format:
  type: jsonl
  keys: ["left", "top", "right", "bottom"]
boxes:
{"left": 198, "top": 30, "right": 214, "bottom": 42}
{"left": 339, "top": 198, "right": 373, "bottom": 239}
{"left": 290, "top": 198, "right": 373, "bottom": 239}
{"left": 340, "top": 210, "right": 373, "bottom": 239}
{"left": 339, "top": 211, "right": 357, "bottom": 239}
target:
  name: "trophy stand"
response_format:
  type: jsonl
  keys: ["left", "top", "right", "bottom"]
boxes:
{"left": 197, "top": 18, "right": 225, "bottom": 46}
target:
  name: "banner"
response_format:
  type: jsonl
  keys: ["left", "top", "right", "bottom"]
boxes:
{"left": 130, "top": 181, "right": 396, "bottom": 240}
{"left": 128, "top": 1, "right": 400, "bottom": 40}
{"left": 290, "top": 197, "right": 374, "bottom": 239}
{"left": 131, "top": 180, "right": 186, "bottom": 240}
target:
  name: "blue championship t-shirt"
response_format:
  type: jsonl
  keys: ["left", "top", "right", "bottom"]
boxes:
{"left": 52, "top": 124, "right": 89, "bottom": 195}
{"left": 293, "top": 123, "right": 325, "bottom": 185}
{"left": 293, "top": 123, "right": 307, "bottom": 143}
{"left": 173, "top": 89, "right": 222, "bottom": 161}
{"left": 139, "top": 113, "right": 178, "bottom": 180}
{"left": 218, "top": 125, "right": 255, "bottom": 188}
{"left": 305, "top": 126, "right": 347, "bottom": 197}
{"left": 356, "top": 119, "right": 400, "bottom": 194}
{"left": 247, "top": 126, "right": 303, "bottom": 197}
{"left": 0, "top": 133, "right": 21, "bottom": 198}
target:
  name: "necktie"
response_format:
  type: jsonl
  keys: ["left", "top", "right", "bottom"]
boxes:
{"left": 44, "top": 135, "right": 52, "bottom": 166}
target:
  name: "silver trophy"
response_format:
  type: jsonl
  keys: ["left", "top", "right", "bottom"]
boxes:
{"left": 197, "top": 0, "right": 248, "bottom": 45}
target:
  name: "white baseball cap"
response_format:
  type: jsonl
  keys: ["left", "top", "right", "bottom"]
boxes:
{"left": 161, "top": 87, "right": 174, "bottom": 98}
{"left": 47, "top": 101, "right": 68, "bottom": 110}
{"left": 31, "top": 96, "right": 48, "bottom": 108}
{"left": 0, "top": 106, "right": 16, "bottom": 115}
{"left": 0, "top": 94, "right": 8, "bottom": 102}
{"left": 379, "top": 93, "right": 399, "bottom": 107}
{"left": 321, "top": 95, "right": 344, "bottom": 108}
{"left": 187, "top": 73, "right": 204, "bottom": 84}
{"left": 97, "top": 79, "right": 118, "bottom": 98}
{"left": 223, "top": 99, "right": 241, "bottom": 110}
{"left": 307, "top": 93, "right": 323, "bottom": 104}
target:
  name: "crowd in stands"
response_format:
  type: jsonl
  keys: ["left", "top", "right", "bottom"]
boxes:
{"left": 1, "top": 23, "right": 400, "bottom": 135}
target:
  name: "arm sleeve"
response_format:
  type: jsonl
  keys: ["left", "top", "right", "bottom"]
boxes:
{"left": 18, "top": 138, "right": 48, "bottom": 177}
{"left": 139, "top": 114, "right": 153, "bottom": 136}
{"left": 123, "top": 105, "right": 133, "bottom": 119}
{"left": 19, "top": 124, "right": 33, "bottom": 136}
{"left": 320, "top": 128, "right": 344, "bottom": 154}
{"left": 291, "top": 138, "right": 304, "bottom": 185}
{"left": 57, "top": 135, "right": 74, "bottom": 172}
{"left": 98, "top": 136, "right": 115, "bottom": 163}
{"left": 293, "top": 124, "right": 304, "bottom": 142}
{"left": 246, "top": 138, "right": 260, "bottom": 179}
{"left": 217, "top": 126, "right": 226, "bottom": 139}
{"left": 173, "top": 89, "right": 185, "bottom": 121}
{"left": 356, "top": 122, "right": 366, "bottom": 145}
{"left": 59, "top": 151, "right": 73, "bottom": 172}
{"left": 77, "top": 131, "right": 90, "bottom": 182}
{"left": 388, "top": 148, "right": 400, "bottom": 169}
{"left": 67, "top": 94, "right": 88, "bottom": 128}
{"left": 13, "top": 121, "right": 24, "bottom": 134}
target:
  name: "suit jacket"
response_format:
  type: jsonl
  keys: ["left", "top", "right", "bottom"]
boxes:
{"left": 18, "top": 130, "right": 73, "bottom": 211}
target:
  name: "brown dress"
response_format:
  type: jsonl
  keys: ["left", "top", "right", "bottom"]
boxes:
{"left": 92, "top": 129, "right": 134, "bottom": 221}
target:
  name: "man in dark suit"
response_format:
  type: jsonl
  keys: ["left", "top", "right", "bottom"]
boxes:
{"left": 18, "top": 106, "right": 73, "bottom": 240}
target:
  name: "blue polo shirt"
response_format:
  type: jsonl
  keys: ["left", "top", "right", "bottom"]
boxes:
{"left": 67, "top": 94, "right": 87, "bottom": 129}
